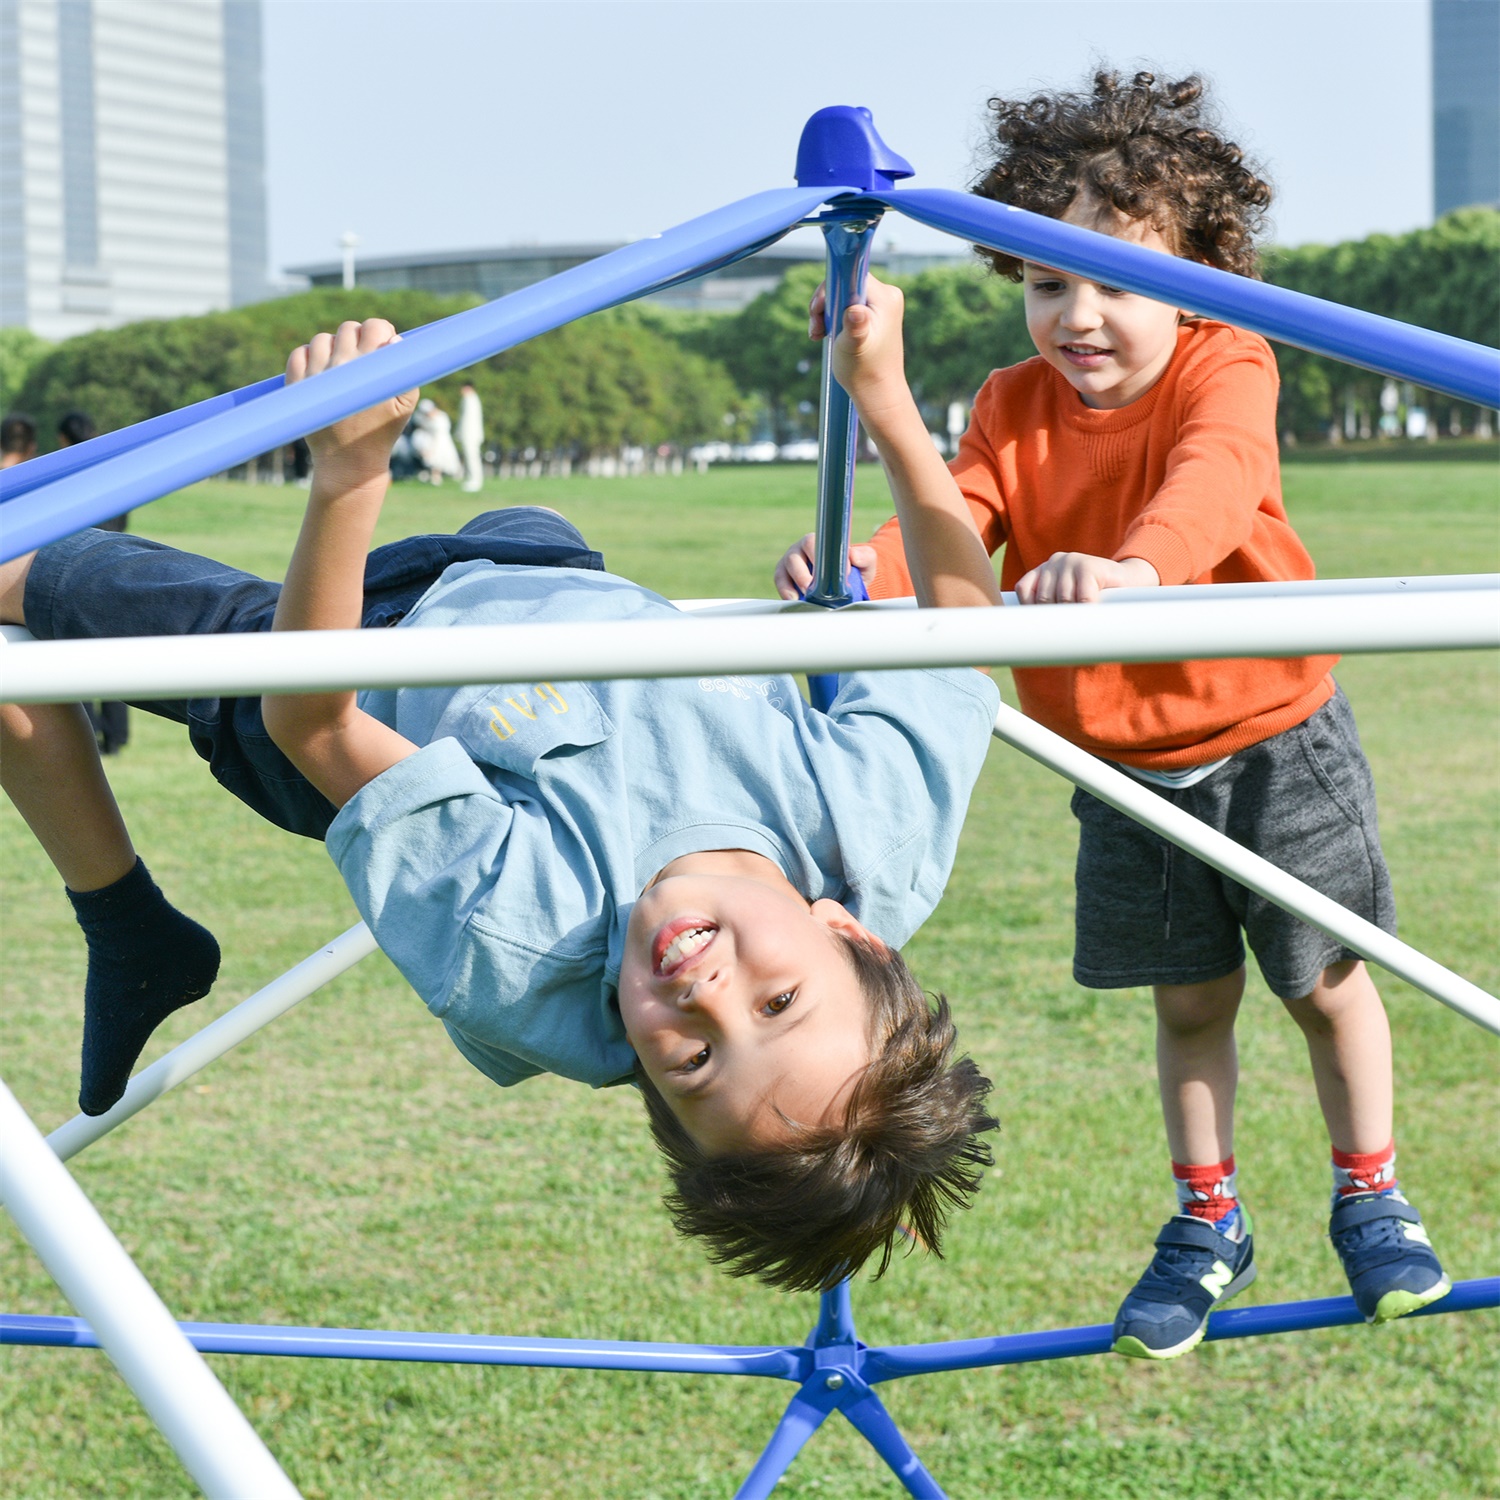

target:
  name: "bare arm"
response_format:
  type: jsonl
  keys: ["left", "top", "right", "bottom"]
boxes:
{"left": 260, "top": 320, "right": 422, "bottom": 808}
{"left": 820, "top": 277, "right": 1001, "bottom": 611}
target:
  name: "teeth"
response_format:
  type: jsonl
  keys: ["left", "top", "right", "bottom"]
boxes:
{"left": 662, "top": 926, "right": 714, "bottom": 970}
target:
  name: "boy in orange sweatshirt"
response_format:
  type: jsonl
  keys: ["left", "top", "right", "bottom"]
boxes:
{"left": 777, "top": 69, "right": 1450, "bottom": 1358}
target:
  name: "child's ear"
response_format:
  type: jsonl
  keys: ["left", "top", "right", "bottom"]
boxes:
{"left": 809, "top": 899, "right": 889, "bottom": 954}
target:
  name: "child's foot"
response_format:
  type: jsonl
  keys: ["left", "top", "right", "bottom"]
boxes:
{"left": 1329, "top": 1192, "right": 1451, "bottom": 1323}
{"left": 68, "top": 859, "right": 221, "bottom": 1116}
{"left": 1112, "top": 1210, "right": 1257, "bottom": 1360}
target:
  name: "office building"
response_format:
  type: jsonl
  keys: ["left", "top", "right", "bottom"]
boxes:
{"left": 0, "top": 0, "right": 270, "bottom": 339}
{"left": 1432, "top": 0, "right": 1500, "bottom": 217}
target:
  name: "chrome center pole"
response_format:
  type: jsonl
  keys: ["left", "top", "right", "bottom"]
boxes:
{"left": 806, "top": 213, "right": 881, "bottom": 607}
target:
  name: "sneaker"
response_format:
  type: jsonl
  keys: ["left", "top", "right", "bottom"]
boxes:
{"left": 1112, "top": 1211, "right": 1257, "bottom": 1360}
{"left": 1330, "top": 1192, "right": 1451, "bottom": 1324}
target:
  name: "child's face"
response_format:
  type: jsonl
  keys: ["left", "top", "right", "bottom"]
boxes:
{"left": 1022, "top": 198, "right": 1184, "bottom": 410}
{"left": 618, "top": 864, "right": 881, "bottom": 1156}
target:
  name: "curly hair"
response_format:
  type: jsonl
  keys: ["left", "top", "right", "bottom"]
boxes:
{"left": 972, "top": 69, "right": 1272, "bottom": 281}
{"left": 637, "top": 934, "right": 998, "bottom": 1294}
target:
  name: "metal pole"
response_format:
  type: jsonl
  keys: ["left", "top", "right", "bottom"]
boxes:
{"left": 8, "top": 1278, "right": 1491, "bottom": 1370}
{"left": 0, "top": 1080, "right": 299, "bottom": 1499}
{"left": 0, "top": 185, "right": 843, "bottom": 560}
{"left": 734, "top": 1384, "right": 840, "bottom": 1500}
{"left": 990, "top": 703, "right": 1500, "bottom": 1035}
{"left": 857, "top": 1276, "right": 1499, "bottom": 1381}
{"left": 47, "top": 924, "right": 378, "bottom": 1163}
{"left": 870, "top": 186, "right": 1500, "bottom": 409}
{"left": 5, "top": 589, "right": 1496, "bottom": 705}
{"left": 839, "top": 1383, "right": 946, "bottom": 1498}
{"left": 806, "top": 213, "right": 880, "bottom": 607}
{"left": 674, "top": 572, "right": 1500, "bottom": 616}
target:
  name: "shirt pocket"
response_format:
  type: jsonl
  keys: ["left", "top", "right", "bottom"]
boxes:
{"left": 456, "top": 680, "right": 615, "bottom": 776}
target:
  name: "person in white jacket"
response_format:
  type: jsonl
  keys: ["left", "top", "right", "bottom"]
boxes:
{"left": 457, "top": 382, "right": 485, "bottom": 493}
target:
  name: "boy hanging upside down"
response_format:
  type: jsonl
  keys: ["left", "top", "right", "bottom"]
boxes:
{"left": 0, "top": 318, "right": 1001, "bottom": 1293}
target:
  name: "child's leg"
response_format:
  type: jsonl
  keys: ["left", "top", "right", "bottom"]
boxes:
{"left": 2, "top": 551, "right": 133, "bottom": 887}
{"left": 1284, "top": 959, "right": 1450, "bottom": 1320}
{"left": 2, "top": 549, "right": 220, "bottom": 1116}
{"left": 1154, "top": 966, "right": 1245, "bottom": 1165}
{"left": 1110, "top": 968, "right": 1255, "bottom": 1361}
{"left": 0, "top": 700, "right": 136, "bottom": 891}
{"left": 1279, "top": 958, "right": 1391, "bottom": 1154}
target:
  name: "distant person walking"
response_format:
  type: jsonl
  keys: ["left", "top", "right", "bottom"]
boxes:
{"left": 457, "top": 382, "right": 485, "bottom": 493}
{"left": 1, "top": 412, "right": 37, "bottom": 468}
{"left": 56, "top": 411, "right": 130, "bottom": 754}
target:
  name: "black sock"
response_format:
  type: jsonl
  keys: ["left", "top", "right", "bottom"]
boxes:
{"left": 66, "top": 859, "right": 221, "bottom": 1116}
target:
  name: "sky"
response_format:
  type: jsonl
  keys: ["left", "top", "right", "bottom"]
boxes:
{"left": 262, "top": 0, "right": 1434, "bottom": 277}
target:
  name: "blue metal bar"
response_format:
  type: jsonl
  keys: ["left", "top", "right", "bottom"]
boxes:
{"left": 0, "top": 1313, "right": 810, "bottom": 1379}
{"left": 0, "top": 184, "right": 847, "bottom": 563}
{"left": 839, "top": 1382, "right": 946, "bottom": 1499}
{"left": 7, "top": 1278, "right": 1489, "bottom": 1377}
{"left": 733, "top": 1382, "right": 841, "bottom": 1500}
{"left": 865, "top": 187, "right": 1500, "bottom": 409}
{"left": 860, "top": 1275, "right": 1499, "bottom": 1382}
{"left": 0, "top": 375, "right": 284, "bottom": 504}
{"left": 805, "top": 211, "right": 881, "bottom": 606}
{"left": 812, "top": 1279, "right": 858, "bottom": 1346}
{"left": 0, "top": 229, "right": 797, "bottom": 510}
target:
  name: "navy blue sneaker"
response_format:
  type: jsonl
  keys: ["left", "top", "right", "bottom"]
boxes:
{"left": 1112, "top": 1211, "right": 1257, "bottom": 1360}
{"left": 1330, "top": 1192, "right": 1451, "bottom": 1324}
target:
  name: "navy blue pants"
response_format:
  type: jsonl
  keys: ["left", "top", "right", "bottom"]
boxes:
{"left": 25, "top": 508, "right": 604, "bottom": 840}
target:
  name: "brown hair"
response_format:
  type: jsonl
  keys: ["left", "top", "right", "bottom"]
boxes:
{"left": 973, "top": 70, "right": 1272, "bottom": 281}
{"left": 637, "top": 935, "right": 998, "bottom": 1294}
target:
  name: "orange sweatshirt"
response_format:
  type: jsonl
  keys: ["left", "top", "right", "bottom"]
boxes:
{"left": 867, "top": 320, "right": 1336, "bottom": 769}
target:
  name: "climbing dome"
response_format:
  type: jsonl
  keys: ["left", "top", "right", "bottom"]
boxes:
{"left": 2, "top": 107, "right": 1497, "bottom": 1498}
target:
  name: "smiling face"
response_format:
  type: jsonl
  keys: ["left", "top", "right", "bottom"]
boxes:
{"left": 1023, "top": 196, "right": 1185, "bottom": 410}
{"left": 618, "top": 851, "right": 882, "bottom": 1157}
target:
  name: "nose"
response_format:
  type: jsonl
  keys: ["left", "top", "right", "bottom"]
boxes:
{"left": 674, "top": 961, "right": 732, "bottom": 1016}
{"left": 1059, "top": 286, "right": 1103, "bottom": 332}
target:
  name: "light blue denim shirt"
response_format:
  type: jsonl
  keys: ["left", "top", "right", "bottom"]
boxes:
{"left": 327, "top": 563, "right": 999, "bottom": 1091}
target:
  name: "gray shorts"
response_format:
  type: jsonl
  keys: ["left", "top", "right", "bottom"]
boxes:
{"left": 1071, "top": 687, "right": 1396, "bottom": 1000}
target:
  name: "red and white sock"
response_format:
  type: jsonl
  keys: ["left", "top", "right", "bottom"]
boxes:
{"left": 1172, "top": 1156, "right": 1239, "bottom": 1228}
{"left": 1332, "top": 1140, "right": 1398, "bottom": 1208}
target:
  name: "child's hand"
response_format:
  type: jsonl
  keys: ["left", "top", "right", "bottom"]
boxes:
{"left": 287, "top": 319, "right": 418, "bottom": 486}
{"left": 810, "top": 274, "right": 911, "bottom": 420}
{"left": 774, "top": 533, "right": 879, "bottom": 600}
{"left": 1015, "top": 552, "right": 1160, "bottom": 604}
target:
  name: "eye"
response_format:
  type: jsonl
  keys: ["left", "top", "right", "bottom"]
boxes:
{"left": 764, "top": 991, "right": 796, "bottom": 1016}
{"left": 679, "top": 1046, "right": 711, "bottom": 1073}
{"left": 1099, "top": 284, "right": 1128, "bottom": 297}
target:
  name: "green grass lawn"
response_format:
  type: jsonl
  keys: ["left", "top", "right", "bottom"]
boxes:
{"left": 3, "top": 462, "right": 1497, "bottom": 1498}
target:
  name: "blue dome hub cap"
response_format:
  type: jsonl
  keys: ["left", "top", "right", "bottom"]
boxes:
{"left": 794, "top": 106, "right": 914, "bottom": 194}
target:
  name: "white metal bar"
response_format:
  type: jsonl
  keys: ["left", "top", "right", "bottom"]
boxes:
{"left": 990, "top": 704, "right": 1500, "bottom": 1036}
{"left": 2, "top": 589, "right": 1496, "bottom": 705}
{"left": 47, "top": 924, "right": 378, "bottom": 1163}
{"left": 676, "top": 573, "right": 1500, "bottom": 614}
{"left": 0, "top": 1079, "right": 300, "bottom": 1498}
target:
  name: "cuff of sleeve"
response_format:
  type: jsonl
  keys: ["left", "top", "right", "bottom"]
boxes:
{"left": 1117, "top": 523, "right": 1194, "bottom": 587}
{"left": 327, "top": 738, "right": 494, "bottom": 862}
{"left": 866, "top": 517, "right": 915, "bottom": 601}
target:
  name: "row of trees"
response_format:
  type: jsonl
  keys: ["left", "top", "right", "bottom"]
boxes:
{"left": 5, "top": 208, "right": 1495, "bottom": 457}
{"left": 8, "top": 289, "right": 747, "bottom": 459}
{"left": 1261, "top": 208, "right": 1499, "bottom": 440}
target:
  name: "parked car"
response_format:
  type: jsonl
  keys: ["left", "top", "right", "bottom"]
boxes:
{"left": 778, "top": 439, "right": 821, "bottom": 462}
{"left": 731, "top": 440, "right": 780, "bottom": 463}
